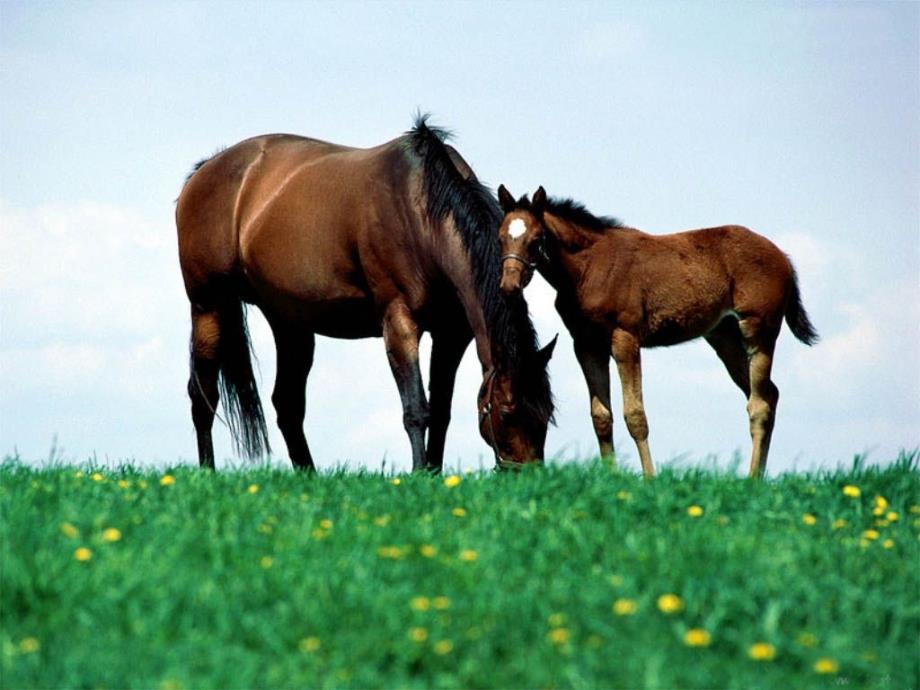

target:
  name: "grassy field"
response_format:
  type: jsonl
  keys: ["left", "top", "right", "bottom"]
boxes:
{"left": 2, "top": 455, "right": 918, "bottom": 690}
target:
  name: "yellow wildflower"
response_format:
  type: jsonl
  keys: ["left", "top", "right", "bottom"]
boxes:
{"left": 298, "top": 636, "right": 321, "bottom": 652}
{"left": 613, "top": 598, "right": 637, "bottom": 616}
{"left": 862, "top": 529, "right": 879, "bottom": 541}
{"left": 391, "top": 478, "right": 401, "bottom": 485}
{"left": 748, "top": 642, "right": 776, "bottom": 661}
{"left": 102, "top": 528, "right": 121, "bottom": 542}
{"left": 410, "top": 596, "right": 430, "bottom": 611}
{"left": 874, "top": 495, "right": 888, "bottom": 510}
{"left": 373, "top": 515, "right": 391, "bottom": 527}
{"left": 408, "top": 627, "right": 428, "bottom": 643}
{"left": 91, "top": 472, "right": 105, "bottom": 482}
{"left": 377, "top": 546, "right": 405, "bottom": 559}
{"left": 832, "top": 518, "right": 847, "bottom": 529}
{"left": 160, "top": 474, "right": 175, "bottom": 486}
{"left": 802, "top": 513, "right": 817, "bottom": 526}
{"left": 319, "top": 519, "right": 333, "bottom": 530}
{"left": 260, "top": 556, "right": 273, "bottom": 569}
{"left": 452, "top": 507, "right": 467, "bottom": 518}
{"left": 841, "top": 485, "right": 860, "bottom": 498}
{"left": 687, "top": 505, "right": 704, "bottom": 518}
{"left": 910, "top": 505, "right": 920, "bottom": 515}
{"left": 684, "top": 628, "right": 711, "bottom": 647}
{"left": 18, "top": 637, "right": 39, "bottom": 654}
{"left": 657, "top": 593, "right": 683, "bottom": 614}
{"left": 872, "top": 506, "right": 885, "bottom": 517}
{"left": 74, "top": 471, "right": 84, "bottom": 478}
{"left": 616, "top": 490, "right": 632, "bottom": 501}
{"left": 814, "top": 658, "right": 839, "bottom": 674}
{"left": 247, "top": 484, "right": 259, "bottom": 494}
{"left": 444, "top": 475, "right": 462, "bottom": 488}
{"left": 433, "top": 639, "right": 453, "bottom": 655}
{"left": 118, "top": 479, "right": 130, "bottom": 489}
{"left": 432, "top": 596, "right": 450, "bottom": 610}
{"left": 882, "top": 539, "right": 894, "bottom": 549}
{"left": 547, "top": 628, "right": 569, "bottom": 644}
{"left": 459, "top": 549, "right": 478, "bottom": 562}
{"left": 311, "top": 528, "right": 328, "bottom": 540}
{"left": 60, "top": 522, "right": 79, "bottom": 539}
{"left": 886, "top": 511, "right": 899, "bottom": 522}
{"left": 419, "top": 544, "right": 437, "bottom": 558}
{"left": 74, "top": 547, "right": 92, "bottom": 562}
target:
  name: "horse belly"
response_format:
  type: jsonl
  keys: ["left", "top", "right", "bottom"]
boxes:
{"left": 641, "top": 282, "right": 730, "bottom": 348}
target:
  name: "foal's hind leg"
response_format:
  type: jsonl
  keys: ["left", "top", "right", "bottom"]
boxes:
{"left": 704, "top": 319, "right": 751, "bottom": 397}
{"left": 738, "top": 318, "right": 780, "bottom": 478}
{"left": 383, "top": 301, "right": 430, "bottom": 472}
{"left": 270, "top": 326, "right": 316, "bottom": 471}
{"left": 611, "top": 329, "right": 655, "bottom": 477}
{"left": 574, "top": 336, "right": 614, "bottom": 463}
{"left": 188, "top": 305, "right": 221, "bottom": 469}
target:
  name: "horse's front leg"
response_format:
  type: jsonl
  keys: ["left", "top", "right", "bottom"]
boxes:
{"left": 382, "top": 300, "right": 430, "bottom": 472}
{"left": 426, "top": 327, "right": 471, "bottom": 473}
{"left": 573, "top": 335, "right": 614, "bottom": 464}
{"left": 611, "top": 329, "right": 655, "bottom": 477}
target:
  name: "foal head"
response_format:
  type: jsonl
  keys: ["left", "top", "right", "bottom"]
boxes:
{"left": 477, "top": 335, "right": 557, "bottom": 467}
{"left": 497, "top": 185, "right": 548, "bottom": 296}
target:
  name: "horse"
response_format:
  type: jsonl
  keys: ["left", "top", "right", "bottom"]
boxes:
{"left": 495, "top": 185, "right": 817, "bottom": 477}
{"left": 174, "top": 118, "right": 555, "bottom": 472}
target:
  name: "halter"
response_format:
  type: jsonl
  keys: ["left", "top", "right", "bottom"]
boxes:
{"left": 478, "top": 368, "right": 532, "bottom": 471}
{"left": 500, "top": 235, "right": 549, "bottom": 280}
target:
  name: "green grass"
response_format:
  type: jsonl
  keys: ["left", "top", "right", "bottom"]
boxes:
{"left": 2, "top": 455, "right": 918, "bottom": 689}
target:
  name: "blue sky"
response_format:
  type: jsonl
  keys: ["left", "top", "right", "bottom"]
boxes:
{"left": 1, "top": 1, "right": 917, "bottom": 473}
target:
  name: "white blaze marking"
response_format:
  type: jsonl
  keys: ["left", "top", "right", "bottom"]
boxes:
{"left": 508, "top": 218, "right": 527, "bottom": 239}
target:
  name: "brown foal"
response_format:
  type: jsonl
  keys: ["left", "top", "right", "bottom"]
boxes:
{"left": 496, "top": 185, "right": 817, "bottom": 477}
{"left": 174, "top": 118, "right": 555, "bottom": 472}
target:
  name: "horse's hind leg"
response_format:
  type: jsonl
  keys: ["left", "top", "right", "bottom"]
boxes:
{"left": 270, "top": 326, "right": 316, "bottom": 471}
{"left": 704, "top": 318, "right": 751, "bottom": 397}
{"left": 188, "top": 305, "right": 221, "bottom": 469}
{"left": 426, "top": 328, "right": 471, "bottom": 473}
{"left": 574, "top": 336, "right": 614, "bottom": 463}
{"left": 382, "top": 301, "right": 429, "bottom": 472}
{"left": 739, "top": 318, "right": 780, "bottom": 478}
{"left": 611, "top": 329, "right": 655, "bottom": 477}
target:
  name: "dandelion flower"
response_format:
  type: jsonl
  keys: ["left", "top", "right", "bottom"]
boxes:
{"left": 832, "top": 518, "right": 847, "bottom": 530}
{"left": 319, "top": 519, "right": 333, "bottom": 530}
{"left": 260, "top": 556, "right": 273, "bottom": 569}
{"left": 459, "top": 549, "right": 478, "bottom": 562}
{"left": 408, "top": 627, "right": 428, "bottom": 643}
{"left": 60, "top": 522, "right": 79, "bottom": 539}
{"left": 748, "top": 642, "right": 776, "bottom": 661}
{"left": 247, "top": 484, "right": 259, "bottom": 494}
{"left": 444, "top": 475, "right": 461, "bottom": 488}
{"left": 814, "top": 657, "right": 839, "bottom": 674}
{"left": 687, "top": 505, "right": 704, "bottom": 518}
{"left": 377, "top": 546, "right": 405, "bottom": 559}
{"left": 910, "top": 505, "right": 920, "bottom": 515}
{"left": 373, "top": 515, "right": 391, "bottom": 527}
{"left": 74, "top": 547, "right": 92, "bottom": 562}
{"left": 882, "top": 539, "right": 894, "bottom": 549}
{"left": 452, "top": 507, "right": 467, "bottom": 518}
{"left": 160, "top": 475, "right": 175, "bottom": 486}
{"left": 118, "top": 479, "right": 130, "bottom": 489}
{"left": 841, "top": 485, "right": 860, "bottom": 498}
{"left": 419, "top": 544, "right": 437, "bottom": 558}
{"left": 886, "top": 511, "right": 899, "bottom": 522}
{"left": 102, "top": 528, "right": 121, "bottom": 542}
{"left": 657, "top": 593, "right": 683, "bottom": 614}
{"left": 547, "top": 628, "right": 569, "bottom": 644}
{"left": 391, "top": 478, "right": 401, "bottom": 485}
{"left": 874, "top": 495, "right": 888, "bottom": 510}
{"left": 410, "top": 596, "right": 430, "bottom": 611}
{"left": 862, "top": 529, "right": 879, "bottom": 541}
{"left": 613, "top": 598, "right": 637, "bottom": 616}
{"left": 433, "top": 639, "right": 453, "bottom": 655}
{"left": 433, "top": 596, "right": 450, "bottom": 610}
{"left": 616, "top": 490, "right": 632, "bottom": 501}
{"left": 91, "top": 472, "right": 105, "bottom": 482}
{"left": 684, "top": 628, "right": 711, "bottom": 647}
{"left": 298, "top": 636, "right": 321, "bottom": 652}
{"left": 18, "top": 637, "right": 39, "bottom": 654}
{"left": 802, "top": 513, "right": 817, "bottom": 526}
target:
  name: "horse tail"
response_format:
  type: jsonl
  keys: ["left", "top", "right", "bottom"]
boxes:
{"left": 209, "top": 293, "right": 271, "bottom": 459}
{"left": 784, "top": 267, "right": 819, "bottom": 345}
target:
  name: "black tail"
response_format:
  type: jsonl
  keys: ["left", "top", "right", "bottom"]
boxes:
{"left": 207, "top": 296, "right": 271, "bottom": 459}
{"left": 785, "top": 268, "right": 819, "bottom": 345}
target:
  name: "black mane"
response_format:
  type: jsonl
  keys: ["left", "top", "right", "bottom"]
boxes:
{"left": 407, "top": 115, "right": 554, "bottom": 425}
{"left": 535, "top": 196, "right": 623, "bottom": 232}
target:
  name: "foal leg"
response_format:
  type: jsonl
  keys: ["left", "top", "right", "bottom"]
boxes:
{"left": 382, "top": 301, "right": 430, "bottom": 472}
{"left": 270, "top": 326, "right": 316, "bottom": 471}
{"left": 704, "top": 318, "right": 751, "bottom": 397}
{"left": 426, "top": 328, "right": 471, "bottom": 473}
{"left": 573, "top": 336, "right": 614, "bottom": 464}
{"left": 739, "top": 319, "right": 780, "bottom": 478}
{"left": 188, "top": 305, "right": 220, "bottom": 469}
{"left": 611, "top": 329, "right": 655, "bottom": 477}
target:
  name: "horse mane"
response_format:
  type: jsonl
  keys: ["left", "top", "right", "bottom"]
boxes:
{"left": 518, "top": 195, "right": 624, "bottom": 232}
{"left": 406, "top": 114, "right": 554, "bottom": 425}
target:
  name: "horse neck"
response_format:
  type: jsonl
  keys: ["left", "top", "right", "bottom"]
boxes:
{"left": 542, "top": 212, "right": 601, "bottom": 287}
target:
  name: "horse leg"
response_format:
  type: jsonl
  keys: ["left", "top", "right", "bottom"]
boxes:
{"left": 574, "top": 336, "right": 614, "bottom": 464}
{"left": 704, "top": 318, "right": 751, "bottom": 397}
{"left": 270, "top": 326, "right": 316, "bottom": 471}
{"left": 611, "top": 329, "right": 655, "bottom": 477}
{"left": 426, "top": 328, "right": 471, "bottom": 473}
{"left": 382, "top": 301, "right": 430, "bottom": 472}
{"left": 188, "top": 305, "right": 220, "bottom": 469}
{"left": 739, "top": 318, "right": 780, "bottom": 478}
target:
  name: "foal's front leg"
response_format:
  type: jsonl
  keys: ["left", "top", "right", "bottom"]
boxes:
{"left": 382, "top": 300, "right": 430, "bottom": 471}
{"left": 573, "top": 336, "right": 614, "bottom": 464}
{"left": 611, "top": 329, "right": 655, "bottom": 477}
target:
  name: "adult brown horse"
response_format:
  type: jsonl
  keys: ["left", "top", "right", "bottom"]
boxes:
{"left": 175, "top": 118, "right": 555, "bottom": 472}
{"left": 495, "top": 185, "right": 817, "bottom": 477}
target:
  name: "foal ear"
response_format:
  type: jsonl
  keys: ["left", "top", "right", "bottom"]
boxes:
{"left": 536, "top": 333, "right": 558, "bottom": 367}
{"left": 531, "top": 186, "right": 547, "bottom": 218}
{"left": 497, "top": 184, "right": 516, "bottom": 214}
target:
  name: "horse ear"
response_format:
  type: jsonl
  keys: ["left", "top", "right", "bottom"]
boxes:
{"left": 497, "top": 184, "right": 516, "bottom": 214}
{"left": 532, "top": 186, "right": 547, "bottom": 218}
{"left": 536, "top": 333, "right": 558, "bottom": 367}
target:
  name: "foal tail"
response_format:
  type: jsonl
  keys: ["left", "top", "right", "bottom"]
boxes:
{"left": 785, "top": 268, "right": 819, "bottom": 345}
